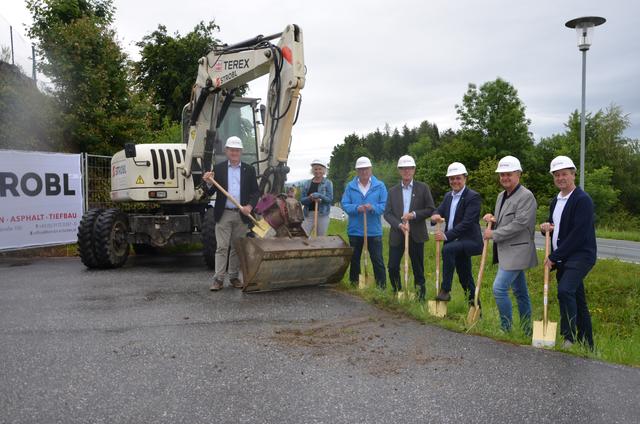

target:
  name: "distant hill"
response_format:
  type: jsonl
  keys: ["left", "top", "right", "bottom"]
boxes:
{"left": 0, "top": 61, "right": 65, "bottom": 152}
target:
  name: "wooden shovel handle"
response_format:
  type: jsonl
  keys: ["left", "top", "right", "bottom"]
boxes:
{"left": 362, "top": 210, "right": 368, "bottom": 253}
{"left": 435, "top": 220, "right": 443, "bottom": 291}
{"left": 313, "top": 202, "right": 319, "bottom": 238}
{"left": 473, "top": 221, "right": 493, "bottom": 307}
{"left": 543, "top": 228, "right": 551, "bottom": 326}
{"left": 404, "top": 223, "right": 409, "bottom": 284}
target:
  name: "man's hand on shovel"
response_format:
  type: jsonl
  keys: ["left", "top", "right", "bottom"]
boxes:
{"left": 482, "top": 214, "right": 496, "bottom": 240}
{"left": 540, "top": 222, "right": 556, "bottom": 268}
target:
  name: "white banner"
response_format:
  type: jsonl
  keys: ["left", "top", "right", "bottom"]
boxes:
{"left": 0, "top": 150, "right": 83, "bottom": 250}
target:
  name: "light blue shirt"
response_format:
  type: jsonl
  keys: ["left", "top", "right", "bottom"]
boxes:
{"left": 448, "top": 186, "right": 465, "bottom": 231}
{"left": 226, "top": 161, "right": 241, "bottom": 209}
{"left": 402, "top": 180, "right": 413, "bottom": 216}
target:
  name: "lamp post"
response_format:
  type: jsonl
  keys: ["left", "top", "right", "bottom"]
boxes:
{"left": 565, "top": 16, "right": 606, "bottom": 190}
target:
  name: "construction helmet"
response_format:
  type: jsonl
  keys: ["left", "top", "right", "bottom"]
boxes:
{"left": 355, "top": 156, "right": 373, "bottom": 169}
{"left": 397, "top": 155, "right": 416, "bottom": 168}
{"left": 310, "top": 159, "right": 327, "bottom": 168}
{"left": 446, "top": 162, "right": 468, "bottom": 177}
{"left": 495, "top": 155, "right": 522, "bottom": 173}
{"left": 549, "top": 155, "right": 576, "bottom": 173}
{"left": 225, "top": 136, "right": 243, "bottom": 149}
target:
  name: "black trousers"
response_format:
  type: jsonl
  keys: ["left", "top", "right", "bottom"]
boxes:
{"left": 348, "top": 236, "right": 386, "bottom": 288}
{"left": 441, "top": 240, "right": 476, "bottom": 304}
{"left": 388, "top": 238, "right": 425, "bottom": 299}
{"left": 556, "top": 260, "right": 594, "bottom": 348}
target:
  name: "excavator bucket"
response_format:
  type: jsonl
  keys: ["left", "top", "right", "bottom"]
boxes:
{"left": 235, "top": 235, "right": 353, "bottom": 292}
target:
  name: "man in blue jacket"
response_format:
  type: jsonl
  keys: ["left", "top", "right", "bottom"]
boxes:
{"left": 540, "top": 156, "right": 597, "bottom": 349}
{"left": 341, "top": 156, "right": 388, "bottom": 288}
{"left": 431, "top": 162, "right": 483, "bottom": 304}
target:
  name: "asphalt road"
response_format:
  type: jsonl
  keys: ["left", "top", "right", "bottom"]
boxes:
{"left": 1, "top": 254, "right": 639, "bottom": 424}
{"left": 534, "top": 233, "right": 640, "bottom": 263}
{"left": 334, "top": 206, "right": 640, "bottom": 263}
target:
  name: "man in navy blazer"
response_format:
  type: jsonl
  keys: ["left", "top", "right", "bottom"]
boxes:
{"left": 541, "top": 156, "right": 597, "bottom": 349}
{"left": 203, "top": 136, "right": 260, "bottom": 291}
{"left": 431, "top": 162, "right": 483, "bottom": 304}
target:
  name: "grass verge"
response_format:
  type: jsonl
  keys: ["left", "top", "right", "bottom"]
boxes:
{"left": 328, "top": 219, "right": 640, "bottom": 367}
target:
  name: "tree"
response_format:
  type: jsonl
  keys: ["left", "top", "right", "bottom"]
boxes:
{"left": 135, "top": 21, "right": 224, "bottom": 124}
{"left": 584, "top": 167, "right": 620, "bottom": 222}
{"left": 535, "top": 105, "right": 640, "bottom": 215}
{"left": 26, "top": 0, "right": 152, "bottom": 154}
{"left": 455, "top": 78, "right": 534, "bottom": 165}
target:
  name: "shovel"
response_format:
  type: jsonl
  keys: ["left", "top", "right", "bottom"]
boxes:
{"left": 208, "top": 178, "right": 271, "bottom": 238}
{"left": 467, "top": 221, "right": 492, "bottom": 326}
{"left": 397, "top": 224, "right": 414, "bottom": 300}
{"left": 532, "top": 228, "right": 557, "bottom": 348}
{"left": 428, "top": 220, "right": 447, "bottom": 316}
{"left": 358, "top": 211, "right": 373, "bottom": 289}
{"left": 312, "top": 199, "right": 319, "bottom": 238}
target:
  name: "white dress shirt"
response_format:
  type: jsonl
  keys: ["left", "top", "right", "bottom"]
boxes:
{"left": 226, "top": 161, "right": 241, "bottom": 209}
{"left": 552, "top": 189, "right": 575, "bottom": 250}
{"left": 447, "top": 186, "right": 465, "bottom": 231}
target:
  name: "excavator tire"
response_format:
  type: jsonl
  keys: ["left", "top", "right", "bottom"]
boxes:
{"left": 94, "top": 208, "right": 130, "bottom": 269}
{"left": 77, "top": 208, "right": 103, "bottom": 269}
{"left": 202, "top": 208, "right": 217, "bottom": 269}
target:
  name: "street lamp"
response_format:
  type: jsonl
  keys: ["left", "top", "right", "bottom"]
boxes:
{"left": 565, "top": 16, "right": 606, "bottom": 190}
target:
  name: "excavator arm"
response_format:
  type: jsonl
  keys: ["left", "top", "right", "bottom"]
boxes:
{"left": 182, "top": 24, "right": 305, "bottom": 196}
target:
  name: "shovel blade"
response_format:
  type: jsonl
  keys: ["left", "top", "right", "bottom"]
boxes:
{"left": 428, "top": 300, "right": 447, "bottom": 317}
{"left": 466, "top": 305, "right": 481, "bottom": 326}
{"left": 532, "top": 320, "right": 557, "bottom": 348}
{"left": 397, "top": 290, "right": 415, "bottom": 301}
{"left": 251, "top": 218, "right": 272, "bottom": 238}
{"left": 358, "top": 274, "right": 373, "bottom": 289}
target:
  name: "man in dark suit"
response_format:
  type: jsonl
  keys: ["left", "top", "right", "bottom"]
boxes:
{"left": 383, "top": 155, "right": 435, "bottom": 300}
{"left": 431, "top": 162, "right": 483, "bottom": 304}
{"left": 203, "top": 136, "right": 260, "bottom": 291}
{"left": 541, "top": 156, "right": 597, "bottom": 349}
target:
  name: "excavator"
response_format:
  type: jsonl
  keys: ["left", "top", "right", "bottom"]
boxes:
{"left": 77, "top": 24, "right": 352, "bottom": 292}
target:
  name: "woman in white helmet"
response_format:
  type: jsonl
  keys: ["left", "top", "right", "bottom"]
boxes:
{"left": 300, "top": 159, "right": 334, "bottom": 236}
{"left": 483, "top": 155, "right": 537, "bottom": 334}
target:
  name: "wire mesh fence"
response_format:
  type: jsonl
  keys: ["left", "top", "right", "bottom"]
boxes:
{"left": 0, "top": 14, "right": 35, "bottom": 79}
{"left": 83, "top": 153, "right": 114, "bottom": 211}
{"left": 82, "top": 153, "right": 159, "bottom": 213}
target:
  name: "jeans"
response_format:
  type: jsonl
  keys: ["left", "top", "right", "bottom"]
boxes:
{"left": 556, "top": 261, "right": 594, "bottom": 348}
{"left": 441, "top": 240, "right": 476, "bottom": 304}
{"left": 388, "top": 239, "right": 425, "bottom": 299}
{"left": 349, "top": 235, "right": 386, "bottom": 288}
{"left": 492, "top": 268, "right": 532, "bottom": 333}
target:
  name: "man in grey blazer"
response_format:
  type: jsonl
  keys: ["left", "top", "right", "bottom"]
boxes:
{"left": 483, "top": 156, "right": 537, "bottom": 334}
{"left": 383, "top": 155, "right": 435, "bottom": 300}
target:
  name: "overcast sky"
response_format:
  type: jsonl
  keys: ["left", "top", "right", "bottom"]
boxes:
{"left": 3, "top": 0, "right": 639, "bottom": 181}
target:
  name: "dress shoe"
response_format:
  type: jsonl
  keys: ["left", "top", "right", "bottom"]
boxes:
{"left": 435, "top": 289, "right": 451, "bottom": 301}
{"left": 209, "top": 279, "right": 224, "bottom": 291}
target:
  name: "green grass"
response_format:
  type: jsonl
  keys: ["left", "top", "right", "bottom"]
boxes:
{"left": 595, "top": 228, "right": 640, "bottom": 242}
{"left": 328, "top": 219, "right": 640, "bottom": 367}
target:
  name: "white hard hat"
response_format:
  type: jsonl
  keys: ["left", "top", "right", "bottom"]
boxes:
{"left": 397, "top": 155, "right": 416, "bottom": 168}
{"left": 446, "top": 162, "right": 468, "bottom": 177}
{"left": 310, "top": 159, "right": 327, "bottom": 168}
{"left": 549, "top": 155, "right": 576, "bottom": 173}
{"left": 355, "top": 156, "right": 372, "bottom": 169}
{"left": 225, "top": 136, "right": 243, "bottom": 149}
{"left": 495, "top": 155, "right": 522, "bottom": 173}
